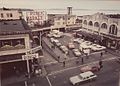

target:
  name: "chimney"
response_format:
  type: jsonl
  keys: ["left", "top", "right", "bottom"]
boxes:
{"left": 67, "top": 7, "right": 72, "bottom": 15}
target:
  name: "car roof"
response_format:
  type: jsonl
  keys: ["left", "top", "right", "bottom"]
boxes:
{"left": 80, "top": 71, "right": 94, "bottom": 78}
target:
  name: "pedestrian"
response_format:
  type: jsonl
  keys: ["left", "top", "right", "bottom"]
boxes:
{"left": 58, "top": 56, "right": 60, "bottom": 62}
{"left": 99, "top": 60, "right": 103, "bottom": 69}
{"left": 63, "top": 61, "right": 65, "bottom": 67}
{"left": 100, "top": 52, "right": 103, "bottom": 57}
{"left": 81, "top": 57, "right": 84, "bottom": 64}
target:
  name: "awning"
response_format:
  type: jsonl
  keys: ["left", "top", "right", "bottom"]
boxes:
{"left": 77, "top": 31, "right": 101, "bottom": 41}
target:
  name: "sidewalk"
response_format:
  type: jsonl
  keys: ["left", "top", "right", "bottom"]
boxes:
{"left": 107, "top": 49, "right": 120, "bottom": 57}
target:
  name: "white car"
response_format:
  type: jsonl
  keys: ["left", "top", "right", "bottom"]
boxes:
{"left": 50, "top": 38, "right": 55, "bottom": 43}
{"left": 55, "top": 42, "right": 62, "bottom": 47}
{"left": 68, "top": 43, "right": 75, "bottom": 49}
{"left": 47, "top": 34, "right": 53, "bottom": 38}
{"left": 82, "top": 41, "right": 92, "bottom": 45}
{"left": 69, "top": 71, "right": 97, "bottom": 85}
{"left": 77, "top": 39, "right": 84, "bottom": 44}
{"left": 72, "top": 49, "right": 81, "bottom": 57}
{"left": 79, "top": 44, "right": 91, "bottom": 51}
{"left": 73, "top": 38, "right": 84, "bottom": 44}
{"left": 73, "top": 38, "right": 81, "bottom": 43}
{"left": 91, "top": 44, "right": 106, "bottom": 51}
{"left": 53, "top": 34, "right": 61, "bottom": 38}
{"left": 60, "top": 45, "right": 69, "bottom": 54}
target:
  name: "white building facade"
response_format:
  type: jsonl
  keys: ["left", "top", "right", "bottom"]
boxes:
{"left": 25, "top": 11, "right": 47, "bottom": 27}
{"left": 0, "top": 10, "right": 21, "bottom": 20}
{"left": 82, "top": 13, "right": 120, "bottom": 49}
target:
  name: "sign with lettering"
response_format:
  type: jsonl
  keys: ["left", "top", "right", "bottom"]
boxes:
{"left": 22, "top": 53, "right": 39, "bottom": 60}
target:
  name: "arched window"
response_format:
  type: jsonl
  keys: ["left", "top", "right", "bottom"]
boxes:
{"left": 83, "top": 20, "right": 87, "bottom": 25}
{"left": 94, "top": 22, "right": 99, "bottom": 27}
{"left": 109, "top": 24, "right": 118, "bottom": 35}
{"left": 101, "top": 23, "right": 107, "bottom": 29}
{"left": 88, "top": 21, "right": 93, "bottom": 26}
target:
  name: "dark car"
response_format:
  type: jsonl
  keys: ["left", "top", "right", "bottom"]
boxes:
{"left": 80, "top": 65, "right": 100, "bottom": 73}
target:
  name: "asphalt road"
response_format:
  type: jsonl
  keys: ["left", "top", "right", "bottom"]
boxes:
{"left": 2, "top": 33, "right": 120, "bottom": 86}
{"left": 47, "top": 59, "right": 120, "bottom": 86}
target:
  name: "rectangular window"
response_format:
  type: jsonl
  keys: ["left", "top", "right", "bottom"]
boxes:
{"left": 1, "top": 13, "right": 4, "bottom": 18}
{"left": 10, "top": 13, "right": 13, "bottom": 17}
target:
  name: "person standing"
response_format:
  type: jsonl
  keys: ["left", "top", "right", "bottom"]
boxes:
{"left": 63, "top": 61, "right": 65, "bottom": 67}
{"left": 81, "top": 57, "right": 84, "bottom": 64}
{"left": 99, "top": 60, "right": 103, "bottom": 69}
{"left": 100, "top": 52, "right": 103, "bottom": 57}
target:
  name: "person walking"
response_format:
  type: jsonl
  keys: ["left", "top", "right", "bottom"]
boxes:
{"left": 58, "top": 56, "right": 60, "bottom": 62}
{"left": 100, "top": 52, "right": 103, "bottom": 57}
{"left": 63, "top": 61, "right": 65, "bottom": 67}
{"left": 81, "top": 57, "right": 84, "bottom": 64}
{"left": 99, "top": 60, "right": 103, "bottom": 69}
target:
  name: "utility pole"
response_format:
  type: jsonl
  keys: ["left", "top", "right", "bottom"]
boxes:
{"left": 118, "top": 71, "right": 120, "bottom": 86}
{"left": 24, "top": 81, "right": 28, "bottom": 86}
{"left": 26, "top": 54, "right": 30, "bottom": 78}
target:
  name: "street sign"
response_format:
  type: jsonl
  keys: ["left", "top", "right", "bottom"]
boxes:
{"left": 22, "top": 53, "right": 39, "bottom": 60}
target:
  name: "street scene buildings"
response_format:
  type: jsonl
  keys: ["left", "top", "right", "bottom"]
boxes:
{"left": 0, "top": 1, "right": 120, "bottom": 86}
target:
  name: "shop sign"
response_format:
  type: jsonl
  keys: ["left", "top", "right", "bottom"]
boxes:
{"left": 22, "top": 53, "right": 38, "bottom": 60}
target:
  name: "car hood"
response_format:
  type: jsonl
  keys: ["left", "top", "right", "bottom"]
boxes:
{"left": 69, "top": 75, "right": 82, "bottom": 85}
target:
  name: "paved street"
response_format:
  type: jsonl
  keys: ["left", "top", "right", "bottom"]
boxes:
{"left": 47, "top": 59, "right": 120, "bottom": 86}
{"left": 2, "top": 33, "right": 120, "bottom": 86}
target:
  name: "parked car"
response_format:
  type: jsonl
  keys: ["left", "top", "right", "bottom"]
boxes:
{"left": 55, "top": 42, "right": 62, "bottom": 47}
{"left": 79, "top": 44, "right": 91, "bottom": 52}
{"left": 82, "top": 41, "right": 92, "bottom": 45}
{"left": 69, "top": 71, "right": 97, "bottom": 85}
{"left": 72, "top": 49, "right": 81, "bottom": 57}
{"left": 47, "top": 34, "right": 53, "bottom": 38}
{"left": 53, "top": 34, "right": 61, "bottom": 38}
{"left": 91, "top": 44, "right": 106, "bottom": 51}
{"left": 77, "top": 39, "right": 84, "bottom": 44}
{"left": 60, "top": 45, "right": 69, "bottom": 54}
{"left": 73, "top": 38, "right": 81, "bottom": 43}
{"left": 50, "top": 38, "right": 55, "bottom": 43}
{"left": 80, "top": 65, "right": 100, "bottom": 73}
{"left": 68, "top": 43, "right": 75, "bottom": 49}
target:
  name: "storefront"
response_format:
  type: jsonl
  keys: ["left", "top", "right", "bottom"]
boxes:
{"left": 101, "top": 34, "right": 120, "bottom": 50}
{"left": 1, "top": 54, "right": 31, "bottom": 78}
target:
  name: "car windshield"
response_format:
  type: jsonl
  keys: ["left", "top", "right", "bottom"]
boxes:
{"left": 78, "top": 75, "right": 83, "bottom": 79}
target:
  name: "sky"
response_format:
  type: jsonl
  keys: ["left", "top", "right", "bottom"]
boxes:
{"left": 0, "top": 0, "right": 120, "bottom": 10}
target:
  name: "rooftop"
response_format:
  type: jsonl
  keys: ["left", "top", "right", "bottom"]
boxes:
{"left": 0, "top": 19, "right": 31, "bottom": 35}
